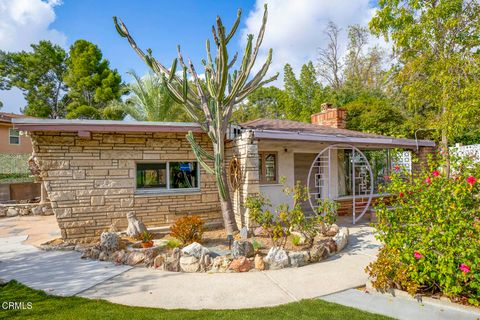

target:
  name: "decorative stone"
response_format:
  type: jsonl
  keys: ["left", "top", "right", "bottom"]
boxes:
{"left": 210, "top": 256, "right": 231, "bottom": 273}
{"left": 126, "top": 211, "right": 147, "bottom": 238}
{"left": 198, "top": 252, "right": 212, "bottom": 272}
{"left": 333, "top": 227, "right": 349, "bottom": 252}
{"left": 31, "top": 206, "right": 43, "bottom": 216}
{"left": 229, "top": 256, "right": 253, "bottom": 272}
{"left": 153, "top": 255, "right": 165, "bottom": 268}
{"left": 324, "top": 239, "right": 338, "bottom": 255}
{"left": 126, "top": 251, "right": 145, "bottom": 265}
{"left": 291, "top": 231, "right": 306, "bottom": 245}
{"left": 181, "top": 242, "right": 210, "bottom": 259}
{"left": 98, "top": 251, "right": 109, "bottom": 261}
{"left": 180, "top": 256, "right": 200, "bottom": 272}
{"left": 6, "top": 208, "right": 18, "bottom": 217}
{"left": 163, "top": 248, "right": 181, "bottom": 272}
{"left": 253, "top": 227, "right": 267, "bottom": 236}
{"left": 240, "top": 227, "right": 249, "bottom": 240}
{"left": 309, "top": 244, "right": 326, "bottom": 262}
{"left": 111, "top": 250, "right": 126, "bottom": 264}
{"left": 254, "top": 254, "right": 265, "bottom": 270}
{"left": 325, "top": 224, "right": 340, "bottom": 236}
{"left": 144, "top": 249, "right": 159, "bottom": 267}
{"left": 232, "top": 240, "right": 254, "bottom": 258}
{"left": 288, "top": 251, "right": 308, "bottom": 267}
{"left": 100, "top": 232, "right": 120, "bottom": 252}
{"left": 265, "top": 247, "right": 290, "bottom": 270}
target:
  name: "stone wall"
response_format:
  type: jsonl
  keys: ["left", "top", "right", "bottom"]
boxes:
{"left": 0, "top": 202, "right": 53, "bottom": 217}
{"left": 30, "top": 131, "right": 222, "bottom": 242}
{"left": 225, "top": 131, "right": 260, "bottom": 228}
{"left": 412, "top": 146, "right": 437, "bottom": 173}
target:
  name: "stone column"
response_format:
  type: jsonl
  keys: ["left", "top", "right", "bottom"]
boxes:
{"left": 411, "top": 146, "right": 436, "bottom": 174}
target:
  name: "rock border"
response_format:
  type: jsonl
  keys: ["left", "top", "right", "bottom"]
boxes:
{"left": 0, "top": 202, "right": 53, "bottom": 217}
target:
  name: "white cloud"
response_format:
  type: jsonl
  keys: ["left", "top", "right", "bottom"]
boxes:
{"left": 0, "top": 0, "right": 66, "bottom": 113}
{"left": 241, "top": 0, "right": 389, "bottom": 86}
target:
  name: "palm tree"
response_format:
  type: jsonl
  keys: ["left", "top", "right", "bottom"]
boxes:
{"left": 103, "top": 71, "right": 187, "bottom": 121}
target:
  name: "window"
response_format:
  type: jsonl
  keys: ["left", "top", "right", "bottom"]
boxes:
{"left": 9, "top": 128, "right": 20, "bottom": 145}
{"left": 259, "top": 152, "right": 278, "bottom": 184}
{"left": 136, "top": 161, "right": 199, "bottom": 193}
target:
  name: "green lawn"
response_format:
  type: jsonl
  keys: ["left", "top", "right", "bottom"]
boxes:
{"left": 0, "top": 280, "right": 392, "bottom": 320}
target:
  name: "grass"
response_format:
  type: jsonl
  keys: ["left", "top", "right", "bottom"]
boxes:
{"left": 0, "top": 280, "right": 392, "bottom": 320}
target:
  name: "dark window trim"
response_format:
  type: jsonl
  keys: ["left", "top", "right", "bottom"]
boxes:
{"left": 258, "top": 151, "right": 278, "bottom": 184}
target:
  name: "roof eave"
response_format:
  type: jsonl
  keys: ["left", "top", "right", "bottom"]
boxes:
{"left": 252, "top": 130, "right": 435, "bottom": 148}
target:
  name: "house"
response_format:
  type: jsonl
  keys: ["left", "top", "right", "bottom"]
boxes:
{"left": 13, "top": 105, "right": 435, "bottom": 242}
{"left": 0, "top": 112, "right": 40, "bottom": 202}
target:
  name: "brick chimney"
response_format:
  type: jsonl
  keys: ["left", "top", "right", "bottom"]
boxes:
{"left": 311, "top": 103, "right": 347, "bottom": 129}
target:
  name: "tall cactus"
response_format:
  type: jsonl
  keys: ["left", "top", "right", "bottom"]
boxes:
{"left": 114, "top": 5, "right": 277, "bottom": 235}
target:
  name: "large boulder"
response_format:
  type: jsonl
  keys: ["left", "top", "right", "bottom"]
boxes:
{"left": 163, "top": 248, "right": 181, "bottom": 272}
{"left": 333, "top": 227, "right": 349, "bottom": 252}
{"left": 309, "top": 243, "right": 326, "bottom": 262}
{"left": 100, "top": 232, "right": 120, "bottom": 252}
{"left": 182, "top": 242, "right": 210, "bottom": 259}
{"left": 210, "top": 256, "right": 231, "bottom": 273}
{"left": 232, "top": 240, "right": 254, "bottom": 258}
{"left": 254, "top": 254, "right": 265, "bottom": 270}
{"left": 111, "top": 250, "right": 127, "bottom": 264}
{"left": 324, "top": 239, "right": 338, "bottom": 255}
{"left": 126, "top": 211, "right": 147, "bottom": 238}
{"left": 153, "top": 255, "right": 165, "bottom": 268}
{"left": 126, "top": 251, "right": 145, "bottom": 265}
{"left": 265, "top": 247, "right": 289, "bottom": 270}
{"left": 229, "top": 256, "right": 253, "bottom": 272}
{"left": 325, "top": 224, "right": 339, "bottom": 236}
{"left": 180, "top": 256, "right": 200, "bottom": 272}
{"left": 144, "top": 249, "right": 159, "bottom": 267}
{"left": 198, "top": 252, "right": 212, "bottom": 272}
{"left": 288, "top": 251, "right": 308, "bottom": 267}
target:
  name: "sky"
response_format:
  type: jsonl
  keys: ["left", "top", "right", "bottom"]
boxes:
{"left": 0, "top": 0, "right": 383, "bottom": 114}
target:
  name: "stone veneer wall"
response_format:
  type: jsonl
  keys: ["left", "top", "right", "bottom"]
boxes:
{"left": 225, "top": 131, "right": 260, "bottom": 228}
{"left": 30, "top": 131, "right": 222, "bottom": 242}
{"left": 411, "top": 146, "right": 437, "bottom": 173}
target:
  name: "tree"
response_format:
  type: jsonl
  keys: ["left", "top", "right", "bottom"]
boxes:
{"left": 370, "top": 0, "right": 480, "bottom": 175}
{"left": 0, "top": 41, "right": 68, "bottom": 118}
{"left": 64, "top": 40, "right": 123, "bottom": 119}
{"left": 114, "top": 5, "right": 278, "bottom": 235}
{"left": 317, "top": 22, "right": 343, "bottom": 90}
{"left": 233, "top": 86, "right": 287, "bottom": 122}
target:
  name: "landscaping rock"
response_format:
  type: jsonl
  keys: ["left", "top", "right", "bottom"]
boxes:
{"left": 153, "top": 255, "right": 165, "bottom": 268}
{"left": 288, "top": 251, "right": 308, "bottom": 267}
{"left": 198, "top": 252, "right": 212, "bottom": 272}
{"left": 291, "top": 231, "right": 306, "bottom": 245}
{"left": 182, "top": 242, "right": 210, "bottom": 259}
{"left": 98, "top": 251, "right": 109, "bottom": 261}
{"left": 6, "top": 208, "right": 18, "bottom": 217}
{"left": 126, "top": 251, "right": 145, "bottom": 265}
{"left": 253, "top": 227, "right": 267, "bottom": 236}
{"left": 31, "top": 206, "right": 43, "bottom": 216}
{"left": 144, "top": 249, "right": 159, "bottom": 267}
{"left": 163, "top": 248, "right": 181, "bottom": 272}
{"left": 229, "top": 256, "right": 253, "bottom": 272}
{"left": 210, "top": 256, "right": 231, "bottom": 273}
{"left": 265, "top": 247, "right": 290, "bottom": 270}
{"left": 325, "top": 224, "right": 339, "bottom": 236}
{"left": 232, "top": 240, "right": 254, "bottom": 258}
{"left": 100, "top": 232, "right": 120, "bottom": 252}
{"left": 309, "top": 243, "right": 326, "bottom": 262}
{"left": 111, "top": 250, "right": 126, "bottom": 264}
{"left": 324, "top": 239, "right": 338, "bottom": 254}
{"left": 333, "top": 227, "right": 349, "bottom": 252}
{"left": 0, "top": 207, "right": 6, "bottom": 217}
{"left": 254, "top": 254, "right": 265, "bottom": 271}
{"left": 126, "top": 211, "right": 147, "bottom": 238}
{"left": 180, "top": 256, "right": 200, "bottom": 272}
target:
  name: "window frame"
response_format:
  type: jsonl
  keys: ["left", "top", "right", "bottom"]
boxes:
{"left": 135, "top": 160, "right": 201, "bottom": 195}
{"left": 258, "top": 151, "right": 279, "bottom": 184}
{"left": 9, "top": 128, "right": 20, "bottom": 145}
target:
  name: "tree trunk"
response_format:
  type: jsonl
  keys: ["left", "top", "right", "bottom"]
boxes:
{"left": 441, "top": 129, "right": 450, "bottom": 178}
{"left": 217, "top": 167, "right": 238, "bottom": 235}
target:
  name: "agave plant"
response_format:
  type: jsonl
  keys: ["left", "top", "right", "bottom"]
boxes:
{"left": 114, "top": 5, "right": 278, "bottom": 235}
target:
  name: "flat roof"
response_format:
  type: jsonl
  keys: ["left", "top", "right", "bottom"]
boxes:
{"left": 12, "top": 118, "right": 203, "bottom": 133}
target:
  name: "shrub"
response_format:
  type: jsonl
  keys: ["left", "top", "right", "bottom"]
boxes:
{"left": 166, "top": 238, "right": 181, "bottom": 249}
{"left": 140, "top": 231, "right": 153, "bottom": 243}
{"left": 291, "top": 235, "right": 302, "bottom": 246}
{"left": 169, "top": 215, "right": 204, "bottom": 245}
{"left": 252, "top": 239, "right": 263, "bottom": 251}
{"left": 245, "top": 180, "right": 338, "bottom": 248}
{"left": 366, "top": 157, "right": 480, "bottom": 305}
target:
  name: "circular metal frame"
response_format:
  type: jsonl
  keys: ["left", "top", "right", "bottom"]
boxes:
{"left": 306, "top": 144, "right": 374, "bottom": 224}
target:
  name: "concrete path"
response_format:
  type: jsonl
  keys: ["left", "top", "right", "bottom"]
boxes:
{"left": 0, "top": 216, "right": 131, "bottom": 296}
{"left": 321, "top": 289, "right": 480, "bottom": 320}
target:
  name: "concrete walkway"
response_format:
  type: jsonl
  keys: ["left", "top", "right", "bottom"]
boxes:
{"left": 1, "top": 215, "right": 380, "bottom": 308}
{"left": 321, "top": 289, "right": 480, "bottom": 320}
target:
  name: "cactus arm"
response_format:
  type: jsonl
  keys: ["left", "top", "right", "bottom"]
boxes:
{"left": 225, "top": 9, "right": 242, "bottom": 44}
{"left": 186, "top": 132, "right": 215, "bottom": 175}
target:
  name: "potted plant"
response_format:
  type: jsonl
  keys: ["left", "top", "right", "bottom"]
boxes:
{"left": 140, "top": 231, "right": 154, "bottom": 248}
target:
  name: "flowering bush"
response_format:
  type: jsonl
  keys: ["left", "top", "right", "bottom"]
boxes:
{"left": 366, "top": 157, "right": 480, "bottom": 305}
{"left": 170, "top": 215, "right": 204, "bottom": 245}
